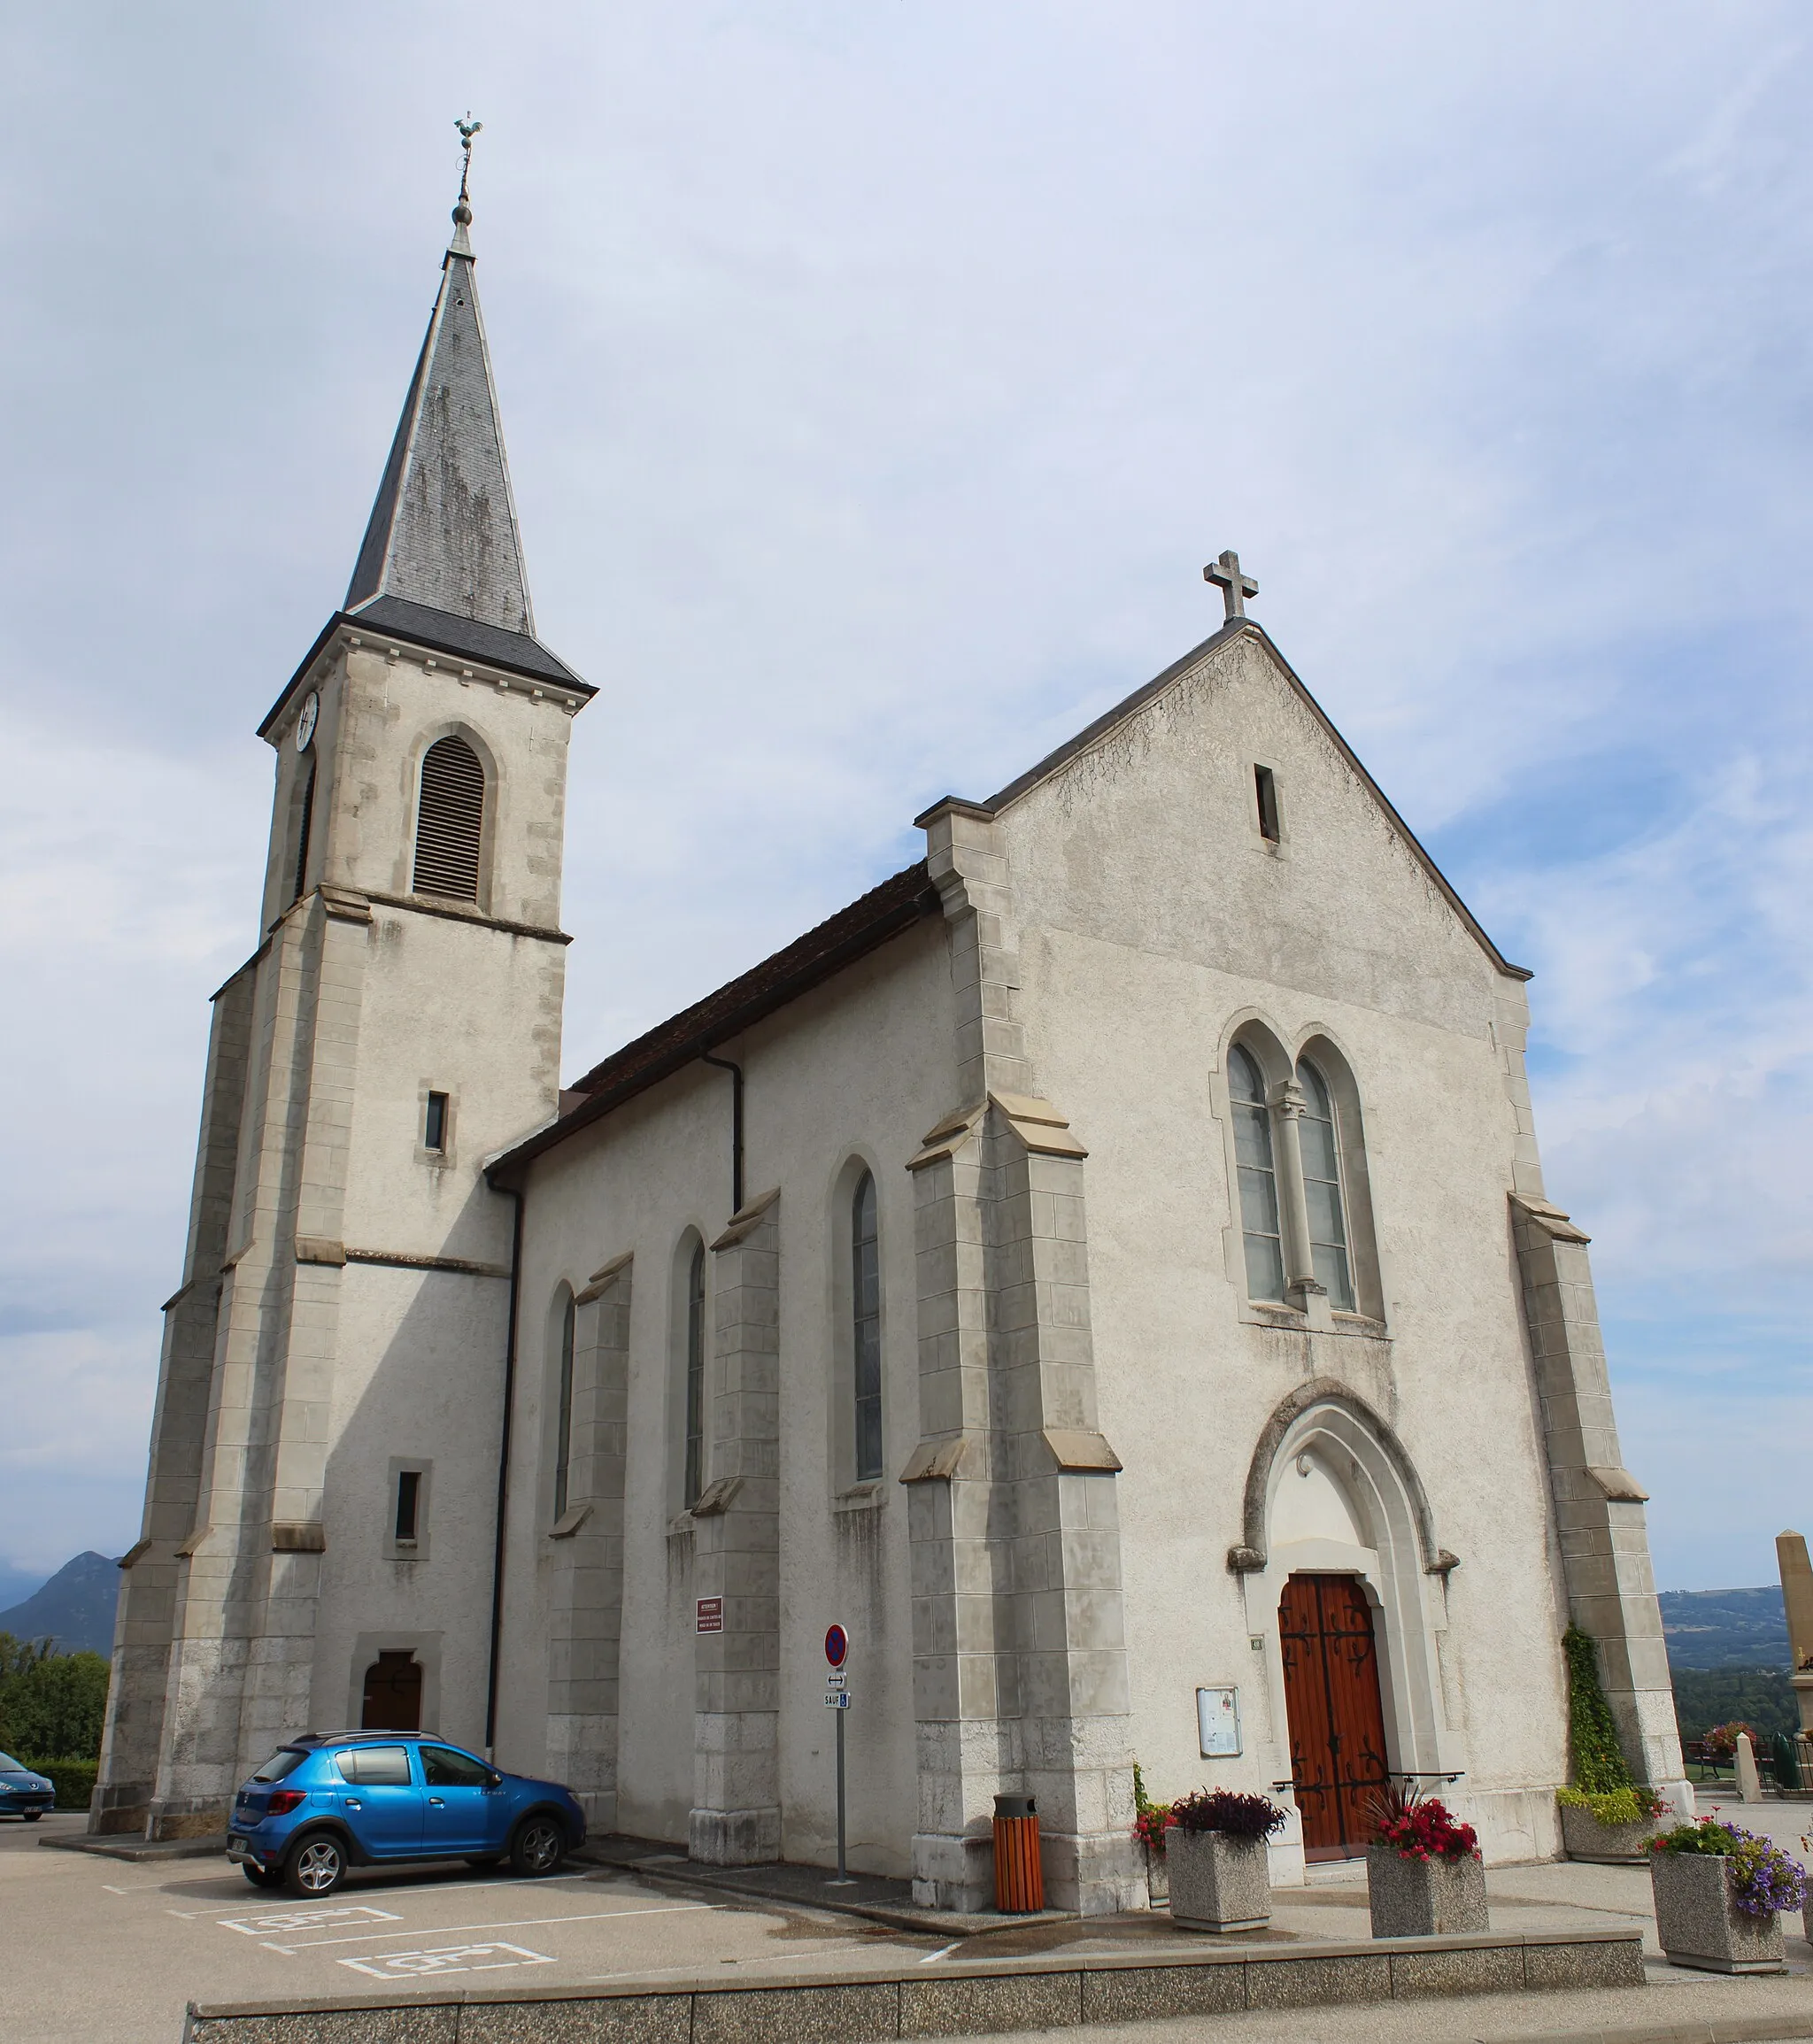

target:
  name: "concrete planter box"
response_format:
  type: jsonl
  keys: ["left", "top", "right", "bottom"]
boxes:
{"left": 1368, "top": 1845, "right": 1489, "bottom": 1937}
{"left": 1144, "top": 1847, "right": 1169, "bottom": 1903}
{"left": 1651, "top": 1852, "right": 1785, "bottom": 1973}
{"left": 1558, "top": 1800, "right": 1654, "bottom": 1866}
{"left": 1167, "top": 1829, "right": 1269, "bottom": 1932}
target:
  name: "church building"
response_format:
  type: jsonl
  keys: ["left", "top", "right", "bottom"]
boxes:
{"left": 94, "top": 179, "right": 1687, "bottom": 1913}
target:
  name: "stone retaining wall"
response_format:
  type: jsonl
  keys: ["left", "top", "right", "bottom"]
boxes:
{"left": 184, "top": 1928, "right": 1642, "bottom": 2041}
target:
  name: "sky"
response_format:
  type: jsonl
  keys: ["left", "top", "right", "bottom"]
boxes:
{"left": 2, "top": 2, "right": 1809, "bottom": 1597}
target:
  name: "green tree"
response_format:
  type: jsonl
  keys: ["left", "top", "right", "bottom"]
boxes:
{"left": 0, "top": 1634, "right": 111, "bottom": 1761}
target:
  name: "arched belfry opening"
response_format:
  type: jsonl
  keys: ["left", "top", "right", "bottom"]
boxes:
{"left": 1236, "top": 1381, "right": 1459, "bottom": 1863}
{"left": 413, "top": 735, "right": 486, "bottom": 900}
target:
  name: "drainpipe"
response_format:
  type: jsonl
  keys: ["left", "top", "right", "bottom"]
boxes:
{"left": 484, "top": 1183, "right": 525, "bottom": 1755}
{"left": 700, "top": 1052, "right": 744, "bottom": 1215}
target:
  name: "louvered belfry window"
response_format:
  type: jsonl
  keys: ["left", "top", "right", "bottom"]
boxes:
{"left": 412, "top": 736, "right": 485, "bottom": 900}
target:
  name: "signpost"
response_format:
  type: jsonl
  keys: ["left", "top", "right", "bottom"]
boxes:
{"left": 824, "top": 1624, "right": 852, "bottom": 1885}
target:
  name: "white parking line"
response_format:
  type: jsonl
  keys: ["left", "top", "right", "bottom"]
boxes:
{"left": 919, "top": 1940, "right": 961, "bottom": 1963}
{"left": 265, "top": 1901, "right": 716, "bottom": 1955}
{"left": 172, "top": 1870, "right": 605, "bottom": 1917}
{"left": 341, "top": 1940, "right": 555, "bottom": 1979}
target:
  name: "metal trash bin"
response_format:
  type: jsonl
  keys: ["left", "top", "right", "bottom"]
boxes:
{"left": 992, "top": 1793, "right": 1045, "bottom": 1913}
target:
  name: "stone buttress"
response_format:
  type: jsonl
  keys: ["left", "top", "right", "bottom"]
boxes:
{"left": 902, "top": 802, "right": 1143, "bottom": 1915}
{"left": 1497, "top": 979, "right": 1689, "bottom": 1807}
{"left": 547, "top": 1253, "right": 632, "bottom": 1830}
{"left": 690, "top": 1190, "right": 784, "bottom": 1863}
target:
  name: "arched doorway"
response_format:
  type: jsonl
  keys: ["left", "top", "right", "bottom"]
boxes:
{"left": 1277, "top": 1574, "right": 1391, "bottom": 1860}
{"left": 1235, "top": 1381, "right": 1462, "bottom": 1869}
{"left": 360, "top": 1650, "right": 423, "bottom": 1731}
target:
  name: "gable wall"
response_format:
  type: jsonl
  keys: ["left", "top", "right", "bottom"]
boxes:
{"left": 995, "top": 629, "right": 1570, "bottom": 1852}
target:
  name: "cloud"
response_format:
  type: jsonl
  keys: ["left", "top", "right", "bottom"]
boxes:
{"left": 4, "top": 2, "right": 1812, "bottom": 1588}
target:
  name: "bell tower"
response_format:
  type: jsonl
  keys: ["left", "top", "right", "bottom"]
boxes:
{"left": 94, "top": 156, "right": 594, "bottom": 1839}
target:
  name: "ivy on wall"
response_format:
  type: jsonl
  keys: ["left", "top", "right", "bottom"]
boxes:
{"left": 1562, "top": 1624, "right": 1637, "bottom": 1793}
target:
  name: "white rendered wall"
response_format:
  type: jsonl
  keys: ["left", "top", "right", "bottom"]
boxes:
{"left": 995, "top": 629, "right": 1570, "bottom": 1863}
{"left": 500, "top": 920, "right": 955, "bottom": 1870}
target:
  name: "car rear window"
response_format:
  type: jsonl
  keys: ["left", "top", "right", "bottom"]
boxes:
{"left": 251, "top": 1749, "right": 308, "bottom": 1783}
{"left": 335, "top": 1745, "right": 413, "bottom": 1786}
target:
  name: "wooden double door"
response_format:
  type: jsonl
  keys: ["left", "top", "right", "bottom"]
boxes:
{"left": 1277, "top": 1573, "right": 1391, "bottom": 1860}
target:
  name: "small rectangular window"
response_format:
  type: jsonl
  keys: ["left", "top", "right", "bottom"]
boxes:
{"left": 395, "top": 1469, "right": 420, "bottom": 1544}
{"left": 1254, "top": 765, "right": 1281, "bottom": 843}
{"left": 424, "top": 1091, "right": 449, "bottom": 1153}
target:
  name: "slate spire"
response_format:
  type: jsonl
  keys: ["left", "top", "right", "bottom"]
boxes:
{"left": 344, "top": 164, "right": 538, "bottom": 643}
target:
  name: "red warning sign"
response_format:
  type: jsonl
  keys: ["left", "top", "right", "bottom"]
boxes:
{"left": 697, "top": 1597, "right": 723, "bottom": 1634}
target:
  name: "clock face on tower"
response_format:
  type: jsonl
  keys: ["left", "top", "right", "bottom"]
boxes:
{"left": 295, "top": 690, "right": 320, "bottom": 753}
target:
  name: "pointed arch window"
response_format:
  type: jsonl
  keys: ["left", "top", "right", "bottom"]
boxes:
{"left": 1230, "top": 1044, "right": 1285, "bottom": 1302}
{"left": 852, "top": 1171, "right": 883, "bottom": 1482}
{"left": 683, "top": 1242, "right": 707, "bottom": 1508}
{"left": 1297, "top": 1059, "right": 1354, "bottom": 1310}
{"left": 552, "top": 1293, "right": 575, "bottom": 1521}
{"left": 413, "top": 735, "right": 485, "bottom": 900}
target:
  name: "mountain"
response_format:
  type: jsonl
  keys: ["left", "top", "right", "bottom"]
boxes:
{"left": 0, "top": 1552, "right": 122, "bottom": 1656}
{"left": 0, "top": 1565, "right": 42, "bottom": 1612}
{"left": 1659, "top": 1585, "right": 1791, "bottom": 1670}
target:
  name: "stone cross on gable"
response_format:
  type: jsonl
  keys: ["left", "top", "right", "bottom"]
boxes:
{"left": 1204, "top": 549, "right": 1258, "bottom": 621}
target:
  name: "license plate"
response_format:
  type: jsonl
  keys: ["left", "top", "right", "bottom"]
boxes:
{"left": 228, "top": 1834, "right": 250, "bottom": 1856}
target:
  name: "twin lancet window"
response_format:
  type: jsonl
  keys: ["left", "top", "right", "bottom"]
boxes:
{"left": 413, "top": 736, "right": 485, "bottom": 901}
{"left": 1229, "top": 1044, "right": 1356, "bottom": 1312}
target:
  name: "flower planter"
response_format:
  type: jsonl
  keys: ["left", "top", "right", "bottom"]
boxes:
{"left": 1144, "top": 1847, "right": 1169, "bottom": 1904}
{"left": 1651, "top": 1852, "right": 1785, "bottom": 1973}
{"left": 1558, "top": 1801, "right": 1653, "bottom": 1867}
{"left": 1167, "top": 1830, "right": 1269, "bottom": 1932}
{"left": 1368, "top": 1845, "right": 1489, "bottom": 1938}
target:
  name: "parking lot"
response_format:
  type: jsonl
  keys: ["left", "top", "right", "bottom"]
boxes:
{"left": 12, "top": 1801, "right": 1813, "bottom": 2044}
{"left": 0, "top": 1812, "right": 920, "bottom": 2044}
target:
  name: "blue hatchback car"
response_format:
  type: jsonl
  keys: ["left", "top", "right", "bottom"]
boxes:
{"left": 228, "top": 1732, "right": 585, "bottom": 1896}
{"left": 0, "top": 1753, "right": 55, "bottom": 1821}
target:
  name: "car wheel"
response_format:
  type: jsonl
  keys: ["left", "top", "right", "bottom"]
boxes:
{"left": 22, "top": 1812, "right": 42, "bottom": 1823}
{"left": 285, "top": 1832, "right": 348, "bottom": 1897}
{"left": 242, "top": 1863, "right": 285, "bottom": 1887}
{"left": 509, "top": 1814, "right": 566, "bottom": 1878}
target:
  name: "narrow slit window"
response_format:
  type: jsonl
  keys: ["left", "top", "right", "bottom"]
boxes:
{"left": 852, "top": 1171, "right": 883, "bottom": 1483}
{"left": 413, "top": 736, "right": 485, "bottom": 900}
{"left": 683, "top": 1244, "right": 706, "bottom": 1508}
{"left": 1254, "top": 764, "right": 1281, "bottom": 844}
{"left": 1297, "top": 1060, "right": 1354, "bottom": 1310}
{"left": 291, "top": 757, "right": 318, "bottom": 904}
{"left": 423, "top": 1091, "right": 449, "bottom": 1153}
{"left": 1229, "top": 1044, "right": 1285, "bottom": 1302}
{"left": 552, "top": 1295, "right": 575, "bottom": 1521}
{"left": 394, "top": 1469, "right": 420, "bottom": 1544}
